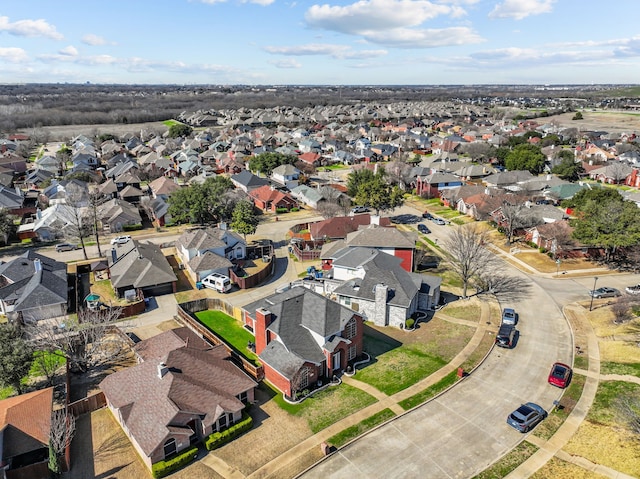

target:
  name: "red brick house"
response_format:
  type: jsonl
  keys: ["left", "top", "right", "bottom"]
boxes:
{"left": 297, "top": 152, "right": 322, "bottom": 167}
{"left": 242, "top": 288, "right": 364, "bottom": 399}
{"left": 248, "top": 185, "right": 297, "bottom": 213}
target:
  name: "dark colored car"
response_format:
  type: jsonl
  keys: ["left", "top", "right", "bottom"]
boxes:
{"left": 417, "top": 224, "right": 430, "bottom": 234}
{"left": 55, "top": 243, "right": 79, "bottom": 252}
{"left": 548, "top": 362, "right": 572, "bottom": 388}
{"left": 495, "top": 324, "right": 516, "bottom": 348}
{"left": 422, "top": 211, "right": 433, "bottom": 220}
{"left": 501, "top": 307, "right": 517, "bottom": 325}
{"left": 507, "top": 402, "right": 547, "bottom": 433}
{"left": 589, "top": 287, "right": 621, "bottom": 299}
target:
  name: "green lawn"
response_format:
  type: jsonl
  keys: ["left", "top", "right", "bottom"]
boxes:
{"left": 600, "top": 361, "right": 640, "bottom": 378}
{"left": 327, "top": 408, "right": 396, "bottom": 448}
{"left": 355, "top": 341, "right": 447, "bottom": 395}
{"left": 587, "top": 380, "right": 640, "bottom": 425}
{"left": 398, "top": 370, "right": 459, "bottom": 410}
{"left": 271, "top": 383, "right": 378, "bottom": 433}
{"left": 195, "top": 310, "right": 258, "bottom": 363}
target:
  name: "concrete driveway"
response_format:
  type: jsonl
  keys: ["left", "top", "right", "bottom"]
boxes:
{"left": 301, "top": 249, "right": 573, "bottom": 479}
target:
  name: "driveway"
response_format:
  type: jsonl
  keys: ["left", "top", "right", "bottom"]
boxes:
{"left": 301, "top": 254, "right": 573, "bottom": 478}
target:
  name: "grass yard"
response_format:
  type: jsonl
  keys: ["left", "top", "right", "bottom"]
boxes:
{"left": 195, "top": 310, "right": 258, "bottom": 363}
{"left": 530, "top": 456, "right": 606, "bottom": 479}
{"left": 533, "top": 373, "right": 586, "bottom": 441}
{"left": 355, "top": 344, "right": 447, "bottom": 395}
{"left": 398, "top": 370, "right": 460, "bottom": 410}
{"left": 460, "top": 330, "right": 497, "bottom": 372}
{"left": 600, "top": 361, "right": 640, "bottom": 377}
{"left": 272, "top": 383, "right": 378, "bottom": 433}
{"left": 471, "top": 441, "right": 539, "bottom": 479}
{"left": 442, "top": 301, "right": 483, "bottom": 322}
{"left": 327, "top": 408, "right": 397, "bottom": 448}
{"left": 562, "top": 381, "right": 640, "bottom": 478}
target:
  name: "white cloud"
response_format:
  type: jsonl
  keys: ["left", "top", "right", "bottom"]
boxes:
{"left": 264, "top": 43, "right": 387, "bottom": 59}
{"left": 59, "top": 45, "right": 78, "bottom": 56}
{"left": 241, "top": 0, "right": 276, "bottom": 4}
{"left": 82, "top": 34, "right": 108, "bottom": 46}
{"left": 269, "top": 58, "right": 302, "bottom": 68}
{"left": 362, "top": 26, "right": 483, "bottom": 48}
{"left": 0, "top": 47, "right": 29, "bottom": 63}
{"left": 0, "top": 16, "right": 63, "bottom": 40}
{"left": 305, "top": 0, "right": 457, "bottom": 34}
{"left": 489, "top": 0, "right": 555, "bottom": 20}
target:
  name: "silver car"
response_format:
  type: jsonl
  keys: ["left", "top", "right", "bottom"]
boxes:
{"left": 589, "top": 287, "right": 621, "bottom": 299}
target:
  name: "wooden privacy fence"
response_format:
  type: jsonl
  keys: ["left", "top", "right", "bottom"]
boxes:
{"left": 176, "top": 299, "right": 264, "bottom": 382}
{"left": 68, "top": 391, "right": 106, "bottom": 416}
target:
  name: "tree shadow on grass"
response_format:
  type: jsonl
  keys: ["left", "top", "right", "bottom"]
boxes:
{"left": 361, "top": 324, "right": 403, "bottom": 370}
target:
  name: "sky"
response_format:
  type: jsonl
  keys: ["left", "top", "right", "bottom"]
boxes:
{"left": 1, "top": 0, "right": 640, "bottom": 85}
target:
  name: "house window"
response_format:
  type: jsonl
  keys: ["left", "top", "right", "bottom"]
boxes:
{"left": 298, "top": 367, "right": 309, "bottom": 390}
{"left": 348, "top": 345, "right": 357, "bottom": 361}
{"left": 163, "top": 438, "right": 177, "bottom": 458}
{"left": 343, "top": 296, "right": 351, "bottom": 306}
{"left": 237, "top": 391, "right": 248, "bottom": 403}
{"left": 345, "top": 318, "right": 357, "bottom": 339}
{"left": 218, "top": 414, "right": 227, "bottom": 430}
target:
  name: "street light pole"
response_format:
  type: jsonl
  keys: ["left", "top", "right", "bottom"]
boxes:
{"left": 589, "top": 276, "right": 599, "bottom": 311}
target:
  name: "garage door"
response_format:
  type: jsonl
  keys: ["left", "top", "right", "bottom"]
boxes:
{"left": 141, "top": 283, "right": 174, "bottom": 296}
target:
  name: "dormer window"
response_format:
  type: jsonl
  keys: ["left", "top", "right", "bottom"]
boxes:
{"left": 345, "top": 318, "right": 357, "bottom": 339}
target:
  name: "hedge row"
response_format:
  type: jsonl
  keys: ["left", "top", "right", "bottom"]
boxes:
{"left": 205, "top": 413, "right": 253, "bottom": 451}
{"left": 122, "top": 223, "right": 143, "bottom": 231}
{"left": 151, "top": 445, "right": 198, "bottom": 478}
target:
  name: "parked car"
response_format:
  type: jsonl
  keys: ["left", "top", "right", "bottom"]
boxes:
{"left": 506, "top": 402, "right": 547, "bottom": 433}
{"left": 589, "top": 287, "right": 621, "bottom": 299}
{"left": 200, "top": 273, "right": 232, "bottom": 293}
{"left": 422, "top": 211, "right": 433, "bottom": 220}
{"left": 55, "top": 243, "right": 79, "bottom": 252}
{"left": 501, "top": 307, "right": 517, "bottom": 325}
{"left": 110, "top": 235, "right": 132, "bottom": 245}
{"left": 351, "top": 206, "right": 369, "bottom": 214}
{"left": 625, "top": 284, "right": 640, "bottom": 295}
{"left": 548, "top": 362, "right": 572, "bottom": 388}
{"left": 431, "top": 217, "right": 447, "bottom": 225}
{"left": 495, "top": 324, "right": 516, "bottom": 348}
{"left": 417, "top": 224, "right": 430, "bottom": 234}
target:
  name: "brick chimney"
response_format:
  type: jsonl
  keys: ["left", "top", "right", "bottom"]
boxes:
{"left": 254, "top": 308, "right": 273, "bottom": 355}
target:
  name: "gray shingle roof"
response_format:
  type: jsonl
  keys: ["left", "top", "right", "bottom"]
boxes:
{"left": 108, "top": 240, "right": 177, "bottom": 290}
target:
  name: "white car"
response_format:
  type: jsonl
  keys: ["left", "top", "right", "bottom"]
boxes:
{"left": 110, "top": 235, "right": 131, "bottom": 245}
{"left": 625, "top": 284, "right": 640, "bottom": 295}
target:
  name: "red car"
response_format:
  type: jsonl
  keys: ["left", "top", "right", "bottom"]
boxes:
{"left": 548, "top": 362, "right": 572, "bottom": 388}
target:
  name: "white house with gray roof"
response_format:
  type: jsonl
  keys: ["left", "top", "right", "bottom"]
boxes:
{"left": 327, "top": 247, "right": 440, "bottom": 328}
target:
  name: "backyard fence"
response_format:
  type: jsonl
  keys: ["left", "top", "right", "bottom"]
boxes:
{"left": 68, "top": 391, "right": 106, "bottom": 417}
{"left": 176, "top": 299, "right": 264, "bottom": 382}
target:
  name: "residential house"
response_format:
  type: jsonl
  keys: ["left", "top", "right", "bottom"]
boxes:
{"left": 589, "top": 162, "right": 634, "bottom": 184}
{"left": 271, "top": 164, "right": 300, "bottom": 190}
{"left": 0, "top": 251, "right": 68, "bottom": 322}
{"left": 98, "top": 198, "right": 142, "bottom": 233}
{"left": 230, "top": 170, "right": 269, "bottom": 193}
{"left": 34, "top": 154, "right": 61, "bottom": 174}
{"left": 329, "top": 247, "right": 440, "bottom": 328}
{"left": 242, "top": 287, "right": 364, "bottom": 398}
{"left": 483, "top": 170, "right": 535, "bottom": 191}
{"left": 148, "top": 176, "right": 180, "bottom": 200}
{"left": 27, "top": 203, "right": 83, "bottom": 241}
{"left": 0, "top": 388, "right": 53, "bottom": 479}
{"left": 327, "top": 224, "right": 417, "bottom": 272}
{"left": 100, "top": 327, "right": 256, "bottom": 471}
{"left": 175, "top": 226, "right": 246, "bottom": 282}
{"left": 248, "top": 185, "right": 298, "bottom": 213}
{"left": 414, "top": 172, "right": 463, "bottom": 197}
{"left": 108, "top": 240, "right": 177, "bottom": 298}
{"left": 307, "top": 214, "right": 392, "bottom": 242}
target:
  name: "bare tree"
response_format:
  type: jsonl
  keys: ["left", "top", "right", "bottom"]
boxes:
{"left": 606, "top": 161, "right": 631, "bottom": 184}
{"left": 25, "top": 307, "right": 126, "bottom": 373}
{"left": 443, "top": 224, "right": 498, "bottom": 299}
{"left": 64, "top": 182, "right": 93, "bottom": 260}
{"left": 498, "top": 197, "right": 531, "bottom": 245}
{"left": 87, "top": 189, "right": 107, "bottom": 257}
{"left": 611, "top": 295, "right": 640, "bottom": 324}
{"left": 383, "top": 160, "right": 413, "bottom": 189}
{"left": 49, "top": 407, "right": 76, "bottom": 475}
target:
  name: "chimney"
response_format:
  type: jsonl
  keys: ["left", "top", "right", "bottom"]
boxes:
{"left": 33, "top": 258, "right": 42, "bottom": 273}
{"left": 373, "top": 284, "right": 388, "bottom": 327}
{"left": 157, "top": 362, "right": 169, "bottom": 378}
{"left": 254, "top": 308, "right": 273, "bottom": 355}
{"left": 370, "top": 215, "right": 380, "bottom": 225}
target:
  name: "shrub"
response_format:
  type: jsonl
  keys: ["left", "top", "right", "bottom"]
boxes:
{"left": 290, "top": 207, "right": 300, "bottom": 212}
{"left": 275, "top": 207, "right": 289, "bottom": 214}
{"left": 539, "top": 247, "right": 547, "bottom": 254}
{"left": 205, "top": 413, "right": 253, "bottom": 451}
{"left": 123, "top": 223, "right": 143, "bottom": 231}
{"left": 405, "top": 318, "right": 415, "bottom": 329}
{"left": 151, "top": 446, "right": 198, "bottom": 478}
